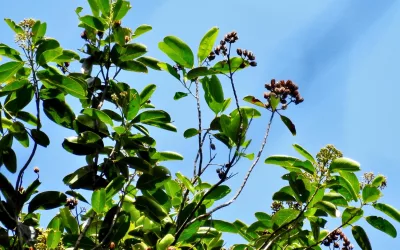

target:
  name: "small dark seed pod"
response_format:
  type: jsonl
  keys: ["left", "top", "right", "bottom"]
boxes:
{"left": 243, "top": 49, "right": 248, "bottom": 56}
{"left": 264, "top": 92, "right": 270, "bottom": 99}
{"left": 81, "top": 31, "right": 87, "bottom": 40}
{"left": 249, "top": 61, "right": 257, "bottom": 67}
{"left": 220, "top": 40, "right": 226, "bottom": 45}
{"left": 265, "top": 83, "right": 272, "bottom": 90}
{"left": 239, "top": 62, "right": 247, "bottom": 68}
{"left": 210, "top": 143, "right": 216, "bottom": 150}
{"left": 237, "top": 48, "right": 243, "bottom": 56}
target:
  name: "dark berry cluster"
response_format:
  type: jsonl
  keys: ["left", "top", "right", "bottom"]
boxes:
{"left": 264, "top": 79, "right": 304, "bottom": 110}
{"left": 66, "top": 197, "right": 78, "bottom": 210}
{"left": 237, "top": 49, "right": 257, "bottom": 67}
{"left": 322, "top": 229, "right": 354, "bottom": 250}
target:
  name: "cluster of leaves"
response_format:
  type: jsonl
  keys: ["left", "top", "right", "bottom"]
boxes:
{"left": 0, "top": 0, "right": 398, "bottom": 250}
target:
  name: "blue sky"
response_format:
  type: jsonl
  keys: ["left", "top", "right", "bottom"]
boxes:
{"left": 1, "top": 0, "right": 400, "bottom": 248}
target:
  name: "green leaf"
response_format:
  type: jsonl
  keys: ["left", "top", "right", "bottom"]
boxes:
{"left": 184, "top": 128, "right": 199, "bottom": 138}
{"left": 133, "top": 110, "right": 171, "bottom": 123}
{"left": 288, "top": 172, "right": 311, "bottom": 203}
{"left": 373, "top": 203, "right": 400, "bottom": 223}
{"left": 28, "top": 191, "right": 67, "bottom": 213}
{"left": 255, "top": 212, "right": 273, "bottom": 228}
{"left": 212, "top": 57, "right": 246, "bottom": 73}
{"left": 82, "top": 108, "right": 113, "bottom": 125}
{"left": 243, "top": 95, "right": 265, "bottom": 108}
{"left": 176, "top": 172, "right": 195, "bottom": 194}
{"left": 339, "top": 171, "right": 360, "bottom": 196}
{"left": 4, "top": 18, "right": 24, "bottom": 34}
{"left": 329, "top": 157, "right": 361, "bottom": 172}
{"left": 362, "top": 184, "right": 382, "bottom": 203}
{"left": 366, "top": 216, "right": 397, "bottom": 238}
{"left": 201, "top": 76, "right": 225, "bottom": 114}
{"left": 31, "top": 21, "right": 47, "bottom": 44}
{"left": 208, "top": 75, "right": 224, "bottom": 103}
{"left": 187, "top": 66, "right": 214, "bottom": 79}
{"left": 134, "top": 196, "right": 168, "bottom": 223}
{"left": 65, "top": 190, "right": 89, "bottom": 204}
{"left": 80, "top": 15, "right": 106, "bottom": 31}
{"left": 87, "top": 0, "right": 100, "bottom": 16}
{"left": 342, "top": 207, "right": 364, "bottom": 227}
{"left": 292, "top": 160, "right": 315, "bottom": 174}
{"left": 2, "top": 148, "right": 17, "bottom": 173}
{"left": 206, "top": 185, "right": 231, "bottom": 201}
{"left": 31, "top": 129, "right": 50, "bottom": 147}
{"left": 352, "top": 226, "right": 372, "bottom": 250}
{"left": 62, "top": 131, "right": 104, "bottom": 155}
{"left": 198, "top": 27, "right": 219, "bottom": 63}
{"left": 208, "top": 220, "right": 238, "bottom": 233}
{"left": 153, "top": 151, "right": 184, "bottom": 161}
{"left": 137, "top": 56, "right": 162, "bottom": 70}
{"left": 140, "top": 84, "right": 156, "bottom": 105}
{"left": 327, "top": 175, "right": 358, "bottom": 202}
{"left": 113, "top": 0, "right": 132, "bottom": 21}
{"left": 272, "top": 186, "right": 297, "bottom": 202}
{"left": 4, "top": 84, "right": 34, "bottom": 113}
{"left": 313, "top": 201, "right": 338, "bottom": 217}
{"left": 46, "top": 230, "right": 61, "bottom": 249}
{"left": 0, "top": 43, "right": 22, "bottom": 61}
{"left": 132, "top": 24, "right": 152, "bottom": 39}
{"left": 322, "top": 192, "right": 348, "bottom": 207}
{"left": 16, "top": 111, "right": 38, "bottom": 127}
{"left": 35, "top": 39, "right": 63, "bottom": 66}
{"left": 119, "top": 43, "right": 148, "bottom": 61}
{"left": 265, "top": 155, "right": 300, "bottom": 169}
{"left": 59, "top": 207, "right": 79, "bottom": 234}
{"left": 293, "top": 144, "right": 315, "bottom": 163}
{"left": 98, "top": 0, "right": 110, "bottom": 16}
{"left": 270, "top": 94, "right": 280, "bottom": 111}
{"left": 158, "top": 62, "right": 180, "bottom": 80}
{"left": 47, "top": 216, "right": 61, "bottom": 231}
{"left": 91, "top": 188, "right": 106, "bottom": 213}
{"left": 43, "top": 99, "right": 75, "bottom": 129}
{"left": 53, "top": 50, "right": 80, "bottom": 63}
{"left": 1, "top": 79, "right": 28, "bottom": 92}
{"left": 37, "top": 70, "right": 87, "bottom": 99}
{"left": 105, "top": 176, "right": 126, "bottom": 200}
{"left": 272, "top": 209, "right": 300, "bottom": 227}
{"left": 0, "top": 61, "right": 24, "bottom": 83}
{"left": 137, "top": 166, "right": 171, "bottom": 190}
{"left": 119, "top": 157, "right": 152, "bottom": 173}
{"left": 371, "top": 174, "right": 386, "bottom": 188}
{"left": 159, "top": 36, "right": 194, "bottom": 68}
{"left": 280, "top": 115, "right": 296, "bottom": 136}
{"left": 23, "top": 179, "right": 41, "bottom": 203}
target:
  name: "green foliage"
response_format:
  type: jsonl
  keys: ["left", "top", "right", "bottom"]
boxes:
{"left": 0, "top": 2, "right": 398, "bottom": 250}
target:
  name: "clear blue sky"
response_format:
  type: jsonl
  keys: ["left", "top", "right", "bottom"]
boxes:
{"left": 1, "top": 0, "right": 400, "bottom": 248}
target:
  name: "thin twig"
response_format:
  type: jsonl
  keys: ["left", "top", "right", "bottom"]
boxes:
{"left": 187, "top": 112, "right": 275, "bottom": 223}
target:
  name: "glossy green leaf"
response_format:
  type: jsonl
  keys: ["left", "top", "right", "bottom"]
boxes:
{"left": 280, "top": 115, "right": 296, "bottom": 136}
{"left": 82, "top": 108, "right": 113, "bottom": 125}
{"left": 2, "top": 148, "right": 17, "bottom": 173}
{"left": 366, "top": 216, "right": 397, "bottom": 238}
{"left": 35, "top": 39, "right": 63, "bottom": 66}
{"left": 132, "top": 110, "right": 171, "bottom": 123}
{"left": 4, "top": 84, "right": 34, "bottom": 113}
{"left": 1, "top": 79, "right": 28, "bottom": 92}
{"left": 132, "top": 24, "right": 152, "bottom": 39}
{"left": 173, "top": 91, "right": 187, "bottom": 100}
{"left": 339, "top": 171, "right": 360, "bottom": 196}
{"left": 272, "top": 209, "right": 300, "bottom": 227}
{"left": 207, "top": 185, "right": 231, "bottom": 201}
{"left": 80, "top": 15, "right": 106, "bottom": 31}
{"left": 265, "top": 155, "right": 300, "bottom": 168}
{"left": 159, "top": 36, "right": 194, "bottom": 68}
{"left": 43, "top": 99, "right": 75, "bottom": 129}
{"left": 112, "top": 0, "right": 131, "bottom": 20}
{"left": 46, "top": 230, "right": 61, "bottom": 249}
{"left": 243, "top": 95, "right": 265, "bottom": 108}
{"left": 37, "top": 70, "right": 87, "bottom": 99}
{"left": 270, "top": 94, "right": 280, "bottom": 111}
{"left": 322, "top": 192, "right": 348, "bottom": 207}
{"left": 187, "top": 66, "right": 214, "bottom": 79}
{"left": 272, "top": 186, "right": 297, "bottom": 202}
{"left": 176, "top": 172, "right": 195, "bottom": 194}
{"left": 137, "top": 166, "right": 171, "bottom": 190}
{"left": 98, "top": 0, "right": 110, "bottom": 16}
{"left": 91, "top": 188, "right": 106, "bottom": 213}
{"left": 198, "top": 27, "right": 219, "bottom": 63}
{"left": 362, "top": 184, "right": 382, "bottom": 203}
{"left": 4, "top": 18, "right": 24, "bottom": 34}
{"left": 212, "top": 57, "right": 247, "bottom": 73}
{"left": 140, "top": 84, "right": 156, "bottom": 105}
{"left": 87, "top": 0, "right": 100, "bottom": 16}
{"left": 0, "top": 43, "right": 22, "bottom": 61}
{"left": 329, "top": 157, "right": 361, "bottom": 172}
{"left": 288, "top": 172, "right": 311, "bottom": 203}
{"left": 342, "top": 207, "right": 364, "bottom": 227}
{"left": 47, "top": 216, "right": 61, "bottom": 231}
{"left": 134, "top": 196, "right": 168, "bottom": 223}
{"left": 372, "top": 174, "right": 386, "bottom": 188}
{"left": 183, "top": 128, "right": 199, "bottom": 138}
{"left": 60, "top": 207, "right": 79, "bottom": 235}
{"left": 28, "top": 191, "right": 67, "bottom": 213}
{"left": 30, "top": 129, "right": 50, "bottom": 147}
{"left": 352, "top": 226, "right": 372, "bottom": 250}
{"left": 23, "top": 179, "right": 41, "bottom": 203}
{"left": 65, "top": 190, "right": 89, "bottom": 204}
{"left": 153, "top": 151, "right": 183, "bottom": 161}
{"left": 292, "top": 160, "right": 315, "bottom": 174}
{"left": 158, "top": 62, "right": 180, "bottom": 80}
{"left": 157, "top": 234, "right": 175, "bottom": 250}
{"left": 119, "top": 43, "right": 148, "bottom": 61}
{"left": 327, "top": 175, "right": 358, "bottom": 202}
{"left": 202, "top": 76, "right": 225, "bottom": 114}
{"left": 119, "top": 157, "right": 152, "bottom": 173}
{"left": 373, "top": 203, "right": 400, "bottom": 223}
{"left": 0, "top": 61, "right": 24, "bottom": 83}
{"left": 313, "top": 201, "right": 338, "bottom": 217}
{"left": 53, "top": 50, "right": 80, "bottom": 63}
{"left": 137, "top": 56, "right": 162, "bottom": 70}
{"left": 293, "top": 144, "right": 315, "bottom": 163}
{"left": 16, "top": 111, "right": 38, "bottom": 127}
{"left": 31, "top": 21, "right": 47, "bottom": 44}
{"left": 62, "top": 131, "right": 104, "bottom": 155}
